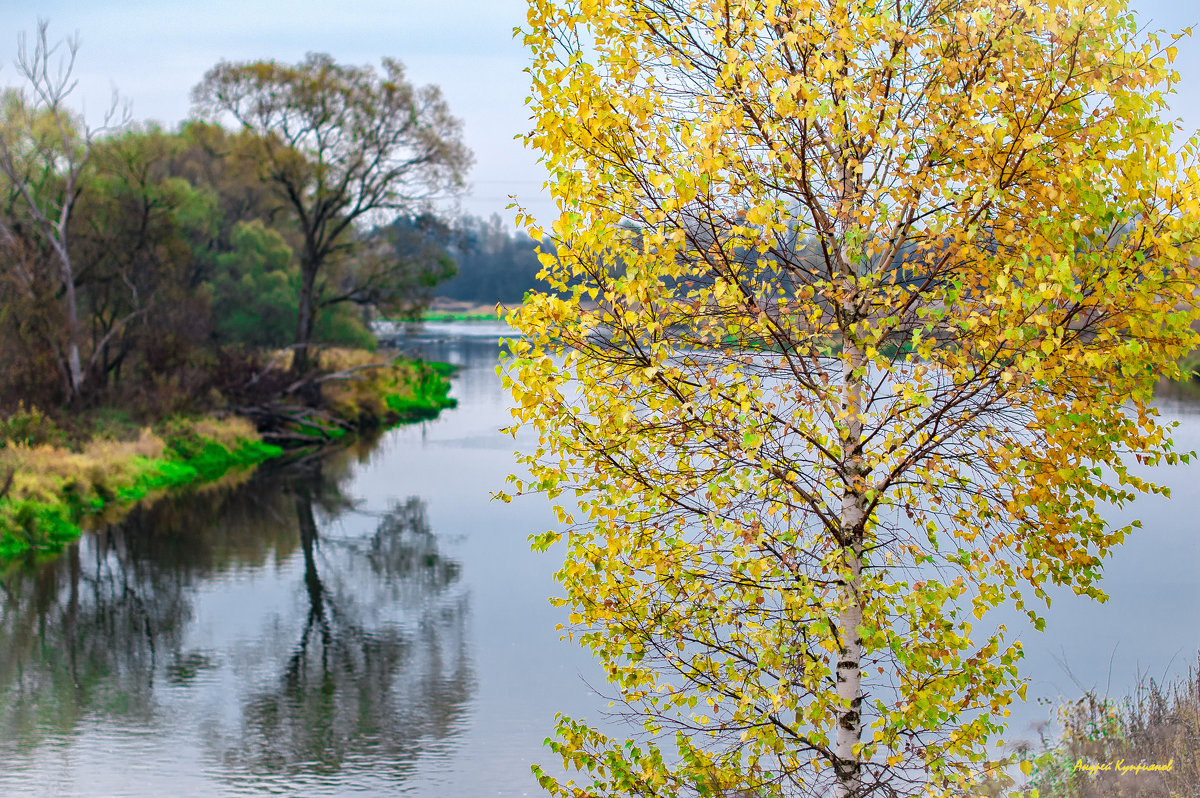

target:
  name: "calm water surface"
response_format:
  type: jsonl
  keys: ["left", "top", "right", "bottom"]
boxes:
{"left": 1, "top": 322, "right": 1198, "bottom": 795}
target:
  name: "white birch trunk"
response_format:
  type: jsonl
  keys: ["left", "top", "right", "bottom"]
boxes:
{"left": 833, "top": 332, "right": 866, "bottom": 798}
{"left": 831, "top": 104, "right": 867, "bottom": 796}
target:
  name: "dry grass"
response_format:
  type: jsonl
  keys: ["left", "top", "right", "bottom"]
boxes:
{"left": 165, "top": 415, "right": 258, "bottom": 449}
{"left": 0, "top": 415, "right": 277, "bottom": 559}
{"left": 1008, "top": 654, "right": 1200, "bottom": 798}
{"left": 1, "top": 428, "right": 164, "bottom": 505}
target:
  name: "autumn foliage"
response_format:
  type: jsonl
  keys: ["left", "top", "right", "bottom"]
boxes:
{"left": 503, "top": 0, "right": 1200, "bottom": 795}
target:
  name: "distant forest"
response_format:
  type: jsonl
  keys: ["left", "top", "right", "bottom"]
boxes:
{"left": 383, "top": 213, "right": 549, "bottom": 307}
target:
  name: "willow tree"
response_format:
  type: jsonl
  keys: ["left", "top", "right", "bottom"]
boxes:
{"left": 502, "top": 0, "right": 1200, "bottom": 796}
{"left": 192, "top": 54, "right": 472, "bottom": 373}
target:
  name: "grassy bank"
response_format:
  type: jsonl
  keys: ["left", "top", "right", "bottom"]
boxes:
{"left": 0, "top": 352, "right": 456, "bottom": 562}
{"left": 0, "top": 416, "right": 281, "bottom": 560}
{"left": 321, "top": 350, "right": 457, "bottom": 427}
{"left": 418, "top": 309, "right": 501, "bottom": 322}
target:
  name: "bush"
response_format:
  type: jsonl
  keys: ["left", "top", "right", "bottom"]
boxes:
{"left": 0, "top": 403, "right": 66, "bottom": 448}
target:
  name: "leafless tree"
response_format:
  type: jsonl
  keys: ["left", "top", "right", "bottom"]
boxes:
{"left": 0, "top": 20, "right": 128, "bottom": 399}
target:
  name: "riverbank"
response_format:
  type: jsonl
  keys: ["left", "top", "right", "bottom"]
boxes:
{"left": 422, "top": 310, "right": 500, "bottom": 322}
{"left": 0, "top": 352, "right": 456, "bottom": 563}
{"left": 418, "top": 299, "right": 503, "bottom": 322}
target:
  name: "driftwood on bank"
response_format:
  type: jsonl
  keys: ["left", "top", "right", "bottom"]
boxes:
{"left": 231, "top": 353, "right": 414, "bottom": 444}
{"left": 242, "top": 345, "right": 398, "bottom": 395}
{"left": 231, "top": 402, "right": 356, "bottom": 444}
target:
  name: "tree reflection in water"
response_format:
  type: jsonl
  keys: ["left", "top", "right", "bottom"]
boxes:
{"left": 226, "top": 479, "right": 472, "bottom": 781}
{"left": 0, "top": 453, "right": 473, "bottom": 792}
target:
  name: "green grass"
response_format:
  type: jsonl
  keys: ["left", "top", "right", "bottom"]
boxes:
{"left": 0, "top": 429, "right": 283, "bottom": 562}
{"left": 418, "top": 310, "right": 500, "bottom": 322}
{"left": 0, "top": 355, "right": 459, "bottom": 564}
{"left": 382, "top": 361, "right": 458, "bottom": 421}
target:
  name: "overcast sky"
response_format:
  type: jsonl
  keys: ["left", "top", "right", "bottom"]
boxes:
{"left": 0, "top": 0, "right": 1195, "bottom": 228}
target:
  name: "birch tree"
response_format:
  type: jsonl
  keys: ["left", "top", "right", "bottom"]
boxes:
{"left": 502, "top": 0, "right": 1200, "bottom": 796}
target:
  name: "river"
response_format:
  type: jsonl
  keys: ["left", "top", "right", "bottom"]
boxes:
{"left": 1, "top": 321, "right": 1197, "bottom": 796}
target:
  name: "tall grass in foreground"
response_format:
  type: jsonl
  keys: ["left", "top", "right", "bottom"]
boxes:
{"left": 1005, "top": 654, "right": 1200, "bottom": 798}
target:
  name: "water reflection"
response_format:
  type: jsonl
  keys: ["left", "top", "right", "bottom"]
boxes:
{"left": 3, "top": 322, "right": 1198, "bottom": 796}
{"left": 0, "top": 450, "right": 472, "bottom": 794}
{"left": 222, "top": 486, "right": 471, "bottom": 784}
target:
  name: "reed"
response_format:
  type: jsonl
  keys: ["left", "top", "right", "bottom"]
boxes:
{"left": 1008, "top": 654, "right": 1200, "bottom": 798}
